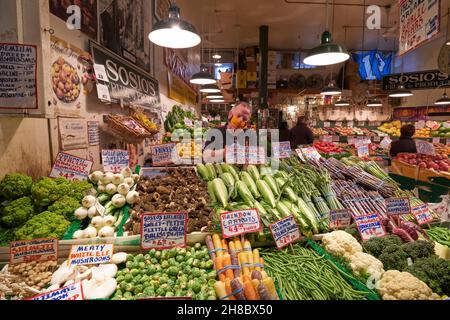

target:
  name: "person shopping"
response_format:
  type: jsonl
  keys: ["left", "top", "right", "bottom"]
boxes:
{"left": 289, "top": 116, "right": 314, "bottom": 149}
{"left": 389, "top": 124, "right": 417, "bottom": 157}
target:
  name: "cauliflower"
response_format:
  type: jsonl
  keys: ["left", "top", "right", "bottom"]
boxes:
{"left": 14, "top": 211, "right": 70, "bottom": 240}
{"left": 348, "top": 252, "right": 385, "bottom": 279}
{"left": 322, "top": 230, "right": 363, "bottom": 259}
{"left": 378, "top": 270, "right": 440, "bottom": 300}
{"left": 0, "top": 173, "right": 33, "bottom": 200}
{"left": 31, "top": 177, "right": 72, "bottom": 207}
{"left": 1, "top": 196, "right": 35, "bottom": 227}
{"left": 47, "top": 196, "right": 81, "bottom": 221}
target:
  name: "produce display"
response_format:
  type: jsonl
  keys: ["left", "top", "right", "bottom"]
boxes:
{"left": 313, "top": 141, "right": 351, "bottom": 159}
{"left": 378, "top": 120, "right": 450, "bottom": 138}
{"left": 434, "top": 143, "right": 450, "bottom": 157}
{"left": 312, "top": 127, "right": 328, "bottom": 136}
{"left": 394, "top": 153, "right": 450, "bottom": 172}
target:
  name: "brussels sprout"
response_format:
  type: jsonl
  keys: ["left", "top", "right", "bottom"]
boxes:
{"left": 143, "top": 287, "right": 155, "bottom": 297}
{"left": 148, "top": 249, "right": 156, "bottom": 258}
{"left": 135, "top": 293, "right": 146, "bottom": 299}
{"left": 175, "top": 255, "right": 185, "bottom": 263}
{"left": 140, "top": 275, "right": 150, "bottom": 284}
{"left": 177, "top": 248, "right": 187, "bottom": 256}
{"left": 199, "top": 261, "right": 206, "bottom": 269}
{"left": 135, "top": 284, "right": 144, "bottom": 294}
{"left": 144, "top": 254, "right": 151, "bottom": 260}
{"left": 125, "top": 283, "right": 134, "bottom": 293}
{"left": 167, "top": 266, "right": 178, "bottom": 277}
{"left": 123, "top": 292, "right": 134, "bottom": 299}
{"left": 135, "top": 254, "right": 145, "bottom": 262}
{"left": 168, "top": 248, "right": 177, "bottom": 258}
{"left": 154, "top": 251, "right": 161, "bottom": 259}
{"left": 131, "top": 269, "right": 140, "bottom": 277}
{"left": 165, "top": 292, "right": 174, "bottom": 297}
{"left": 116, "top": 275, "right": 125, "bottom": 283}
{"left": 126, "top": 261, "right": 134, "bottom": 269}
{"left": 186, "top": 258, "right": 194, "bottom": 266}
{"left": 185, "top": 251, "right": 193, "bottom": 259}
{"left": 160, "top": 250, "right": 168, "bottom": 260}
{"left": 207, "top": 271, "right": 217, "bottom": 281}
{"left": 146, "top": 266, "right": 156, "bottom": 275}
{"left": 156, "top": 287, "right": 166, "bottom": 297}
{"left": 150, "top": 258, "right": 158, "bottom": 265}
{"left": 161, "top": 260, "right": 169, "bottom": 269}
{"left": 159, "top": 276, "right": 168, "bottom": 285}
{"left": 207, "top": 295, "right": 216, "bottom": 301}
{"left": 138, "top": 262, "right": 146, "bottom": 269}
{"left": 205, "top": 260, "right": 214, "bottom": 270}
{"left": 191, "top": 268, "right": 201, "bottom": 278}
{"left": 126, "top": 254, "right": 135, "bottom": 262}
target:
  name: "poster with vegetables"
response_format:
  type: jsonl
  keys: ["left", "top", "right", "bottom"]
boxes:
{"left": 50, "top": 36, "right": 94, "bottom": 117}
{"left": 140, "top": 212, "right": 188, "bottom": 250}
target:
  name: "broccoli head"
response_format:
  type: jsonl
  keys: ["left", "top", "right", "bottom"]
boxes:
{"left": 0, "top": 173, "right": 33, "bottom": 200}
{"left": 67, "top": 180, "right": 94, "bottom": 201}
{"left": 378, "top": 245, "right": 409, "bottom": 271}
{"left": 47, "top": 196, "right": 80, "bottom": 221}
{"left": 402, "top": 240, "right": 436, "bottom": 261}
{"left": 344, "top": 224, "right": 361, "bottom": 242}
{"left": 14, "top": 211, "right": 70, "bottom": 240}
{"left": 407, "top": 257, "right": 450, "bottom": 296}
{"left": 1, "top": 196, "right": 35, "bottom": 228}
{"left": 362, "top": 235, "right": 403, "bottom": 258}
{"left": 31, "top": 177, "right": 72, "bottom": 208}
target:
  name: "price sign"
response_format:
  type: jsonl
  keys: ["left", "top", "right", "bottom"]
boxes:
{"left": 269, "top": 215, "right": 301, "bottom": 249}
{"left": 10, "top": 238, "right": 58, "bottom": 265}
{"left": 93, "top": 64, "right": 109, "bottom": 82}
{"left": 29, "top": 282, "right": 84, "bottom": 301}
{"left": 373, "top": 136, "right": 381, "bottom": 142}
{"left": 415, "top": 120, "right": 425, "bottom": 129}
{"left": 141, "top": 212, "right": 188, "bottom": 250}
{"left": 329, "top": 209, "right": 352, "bottom": 229}
{"left": 352, "top": 213, "right": 386, "bottom": 241}
{"left": 335, "top": 121, "right": 343, "bottom": 127}
{"left": 184, "top": 117, "right": 193, "bottom": 127}
{"left": 295, "top": 149, "right": 306, "bottom": 162}
{"left": 411, "top": 204, "right": 434, "bottom": 225}
{"left": 347, "top": 121, "right": 354, "bottom": 128}
{"left": 95, "top": 201, "right": 106, "bottom": 216}
{"left": 368, "top": 122, "right": 377, "bottom": 127}
{"left": 69, "top": 244, "right": 114, "bottom": 267}
{"left": 96, "top": 83, "right": 111, "bottom": 102}
{"left": 380, "top": 136, "right": 392, "bottom": 149}
{"left": 324, "top": 122, "right": 331, "bottom": 128}
{"left": 332, "top": 136, "right": 340, "bottom": 142}
{"left": 446, "top": 139, "right": 450, "bottom": 145}
{"left": 50, "top": 152, "right": 93, "bottom": 181}
{"left": 220, "top": 209, "right": 262, "bottom": 238}
{"left": 301, "top": 147, "right": 321, "bottom": 161}
{"left": 322, "top": 135, "right": 333, "bottom": 142}
{"left": 432, "top": 137, "right": 441, "bottom": 144}
{"left": 150, "top": 143, "right": 178, "bottom": 166}
{"left": 357, "top": 144, "right": 370, "bottom": 158}
{"left": 416, "top": 140, "right": 435, "bottom": 156}
{"left": 358, "top": 121, "right": 365, "bottom": 127}
{"left": 101, "top": 150, "right": 130, "bottom": 173}
{"left": 385, "top": 197, "right": 411, "bottom": 216}
{"left": 311, "top": 120, "right": 317, "bottom": 126}
{"left": 272, "top": 141, "right": 292, "bottom": 159}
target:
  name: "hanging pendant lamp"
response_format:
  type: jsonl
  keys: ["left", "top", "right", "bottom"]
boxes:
{"left": 200, "top": 83, "right": 221, "bottom": 93}
{"left": 149, "top": 4, "right": 201, "bottom": 49}
{"left": 335, "top": 98, "right": 350, "bottom": 106}
{"left": 321, "top": 79, "right": 342, "bottom": 96}
{"left": 389, "top": 85, "right": 413, "bottom": 98}
{"left": 210, "top": 99, "right": 225, "bottom": 103}
{"left": 435, "top": 93, "right": 450, "bottom": 105}
{"left": 367, "top": 97, "right": 383, "bottom": 107}
{"left": 206, "top": 93, "right": 224, "bottom": 99}
{"left": 190, "top": 68, "right": 216, "bottom": 85}
{"left": 304, "top": 31, "right": 350, "bottom": 66}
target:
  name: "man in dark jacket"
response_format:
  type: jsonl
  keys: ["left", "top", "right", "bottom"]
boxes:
{"left": 289, "top": 116, "right": 314, "bottom": 149}
{"left": 389, "top": 124, "right": 418, "bottom": 157}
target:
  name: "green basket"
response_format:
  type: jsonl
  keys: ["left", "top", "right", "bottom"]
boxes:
{"left": 306, "top": 239, "right": 381, "bottom": 301}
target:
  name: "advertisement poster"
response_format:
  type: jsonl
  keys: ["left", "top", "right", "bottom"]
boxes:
{"left": 49, "top": 0, "right": 98, "bottom": 39}
{"left": 399, "top": 0, "right": 440, "bottom": 55}
{"left": 87, "top": 121, "right": 100, "bottom": 146}
{"left": 50, "top": 152, "right": 93, "bottom": 181}
{"left": 50, "top": 36, "right": 94, "bottom": 117}
{"left": 58, "top": 117, "right": 88, "bottom": 150}
{"left": 90, "top": 41, "right": 160, "bottom": 110}
{"left": 141, "top": 212, "right": 188, "bottom": 250}
{"left": 0, "top": 43, "right": 37, "bottom": 110}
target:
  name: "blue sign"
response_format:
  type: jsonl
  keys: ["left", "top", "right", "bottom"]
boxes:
{"left": 352, "top": 50, "right": 392, "bottom": 81}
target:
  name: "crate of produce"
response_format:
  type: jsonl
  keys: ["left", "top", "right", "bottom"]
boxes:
{"left": 390, "top": 160, "right": 420, "bottom": 180}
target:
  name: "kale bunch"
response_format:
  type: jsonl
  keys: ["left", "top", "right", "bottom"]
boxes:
{"left": 402, "top": 240, "right": 436, "bottom": 261}
{"left": 407, "top": 257, "right": 450, "bottom": 296}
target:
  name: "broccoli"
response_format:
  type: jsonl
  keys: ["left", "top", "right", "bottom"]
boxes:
{"left": 407, "top": 257, "right": 450, "bottom": 296}
{"left": 402, "top": 240, "right": 436, "bottom": 261}
{"left": 0, "top": 196, "right": 35, "bottom": 228}
{"left": 31, "top": 177, "right": 72, "bottom": 208}
{"left": 0, "top": 173, "right": 33, "bottom": 200}
{"left": 362, "top": 235, "right": 403, "bottom": 258}
{"left": 47, "top": 196, "right": 80, "bottom": 221}
{"left": 344, "top": 224, "right": 361, "bottom": 242}
{"left": 378, "top": 245, "right": 409, "bottom": 271}
{"left": 14, "top": 211, "right": 70, "bottom": 240}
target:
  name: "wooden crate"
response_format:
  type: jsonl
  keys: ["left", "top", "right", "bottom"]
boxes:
{"left": 390, "top": 160, "right": 420, "bottom": 180}
{"left": 418, "top": 168, "right": 450, "bottom": 183}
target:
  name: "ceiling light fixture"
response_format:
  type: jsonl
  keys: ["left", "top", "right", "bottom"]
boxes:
{"left": 435, "top": 92, "right": 450, "bottom": 105}
{"left": 335, "top": 98, "right": 350, "bottom": 106}
{"left": 200, "top": 84, "right": 221, "bottom": 93}
{"left": 206, "top": 93, "right": 224, "bottom": 99}
{"left": 303, "top": 0, "right": 349, "bottom": 66}
{"left": 213, "top": 54, "right": 222, "bottom": 59}
{"left": 321, "top": 78, "right": 342, "bottom": 96}
{"left": 367, "top": 98, "right": 383, "bottom": 107}
{"left": 389, "top": 85, "right": 413, "bottom": 98}
{"left": 190, "top": 69, "right": 216, "bottom": 85}
{"left": 149, "top": 4, "right": 201, "bottom": 49}
{"left": 210, "top": 99, "right": 225, "bottom": 103}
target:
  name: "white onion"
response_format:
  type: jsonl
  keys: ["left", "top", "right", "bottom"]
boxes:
{"left": 117, "top": 183, "right": 130, "bottom": 195}
{"left": 105, "top": 184, "right": 117, "bottom": 195}
{"left": 75, "top": 207, "right": 88, "bottom": 220}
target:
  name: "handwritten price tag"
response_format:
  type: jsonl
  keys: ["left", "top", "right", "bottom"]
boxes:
{"left": 69, "top": 244, "right": 114, "bottom": 267}
{"left": 101, "top": 150, "right": 129, "bottom": 173}
{"left": 347, "top": 121, "right": 354, "bottom": 128}
{"left": 220, "top": 209, "right": 262, "bottom": 238}
{"left": 352, "top": 213, "right": 386, "bottom": 241}
{"left": 301, "top": 147, "right": 322, "bottom": 161}
{"left": 386, "top": 197, "right": 411, "bottom": 216}
{"left": 322, "top": 135, "right": 333, "bottom": 142}
{"left": 357, "top": 121, "right": 365, "bottom": 127}
{"left": 335, "top": 121, "right": 343, "bottom": 127}
{"left": 150, "top": 143, "right": 178, "bottom": 166}
{"left": 357, "top": 144, "right": 370, "bottom": 158}
{"left": 272, "top": 141, "right": 292, "bottom": 159}
{"left": 324, "top": 122, "right": 331, "bottom": 128}
{"left": 95, "top": 201, "right": 106, "bottom": 217}
{"left": 141, "top": 212, "right": 188, "bottom": 250}
{"left": 269, "top": 215, "right": 301, "bottom": 249}
{"left": 432, "top": 137, "right": 440, "bottom": 144}
{"left": 10, "top": 238, "right": 58, "bottom": 265}
{"left": 329, "top": 209, "right": 351, "bottom": 229}
{"left": 411, "top": 204, "right": 434, "bottom": 225}
{"left": 373, "top": 136, "right": 381, "bottom": 142}
{"left": 332, "top": 136, "right": 340, "bottom": 142}
{"left": 29, "top": 282, "right": 84, "bottom": 301}
{"left": 50, "top": 152, "right": 93, "bottom": 181}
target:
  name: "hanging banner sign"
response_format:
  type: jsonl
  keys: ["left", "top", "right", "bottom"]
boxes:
{"left": 272, "top": 141, "right": 292, "bottom": 159}
{"left": 352, "top": 50, "right": 392, "bottom": 80}
{"left": 69, "top": 244, "right": 114, "bottom": 267}
{"left": 150, "top": 143, "right": 178, "bottom": 166}
{"left": 50, "top": 152, "right": 93, "bottom": 181}
{"left": 352, "top": 213, "right": 387, "bottom": 241}
{"left": 411, "top": 203, "right": 434, "bottom": 225}
{"left": 58, "top": 117, "right": 88, "bottom": 151}
{"left": 386, "top": 197, "right": 411, "bottom": 216}
{"left": 101, "top": 149, "right": 130, "bottom": 173}
{"left": 383, "top": 70, "right": 450, "bottom": 91}
{"left": 10, "top": 238, "right": 58, "bottom": 265}
{"left": 87, "top": 121, "right": 100, "bottom": 146}
{"left": 398, "top": 0, "right": 440, "bottom": 56}
{"left": 167, "top": 71, "right": 197, "bottom": 106}
{"left": 269, "top": 215, "right": 301, "bottom": 249}
{"left": 141, "top": 212, "right": 188, "bottom": 250}
{"left": 29, "top": 282, "right": 84, "bottom": 301}
{"left": 220, "top": 209, "right": 262, "bottom": 239}
{"left": 0, "top": 43, "right": 37, "bottom": 111}
{"left": 90, "top": 41, "right": 160, "bottom": 110}
{"left": 329, "top": 209, "right": 352, "bottom": 229}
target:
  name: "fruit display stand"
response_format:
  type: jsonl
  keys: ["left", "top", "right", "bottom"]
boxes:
{"left": 390, "top": 160, "right": 420, "bottom": 181}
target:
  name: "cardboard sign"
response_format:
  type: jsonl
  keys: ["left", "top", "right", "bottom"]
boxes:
{"left": 50, "top": 152, "right": 93, "bottom": 181}
{"left": 301, "top": 147, "right": 321, "bottom": 161}
{"left": 416, "top": 140, "right": 435, "bottom": 156}
{"left": 141, "top": 212, "right": 188, "bottom": 250}
{"left": 102, "top": 149, "right": 130, "bottom": 173}
{"left": 10, "top": 238, "right": 58, "bottom": 265}
{"left": 357, "top": 144, "right": 370, "bottom": 158}
{"left": 220, "top": 209, "right": 262, "bottom": 239}
{"left": 323, "top": 122, "right": 331, "bottom": 128}
{"left": 335, "top": 121, "right": 343, "bottom": 127}
{"left": 29, "top": 282, "right": 84, "bottom": 301}
{"left": 150, "top": 143, "right": 177, "bottom": 166}
{"left": 332, "top": 136, "right": 340, "bottom": 142}
{"left": 69, "top": 244, "right": 114, "bottom": 267}
{"left": 322, "top": 135, "right": 333, "bottom": 143}
{"left": 386, "top": 197, "right": 411, "bottom": 216}
{"left": 411, "top": 203, "right": 434, "bottom": 225}
{"left": 329, "top": 209, "right": 352, "bottom": 229}
{"left": 272, "top": 141, "right": 292, "bottom": 159}
{"left": 352, "top": 213, "right": 386, "bottom": 241}
{"left": 269, "top": 215, "right": 301, "bottom": 249}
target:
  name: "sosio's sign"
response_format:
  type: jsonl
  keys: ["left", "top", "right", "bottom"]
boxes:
{"left": 382, "top": 70, "right": 450, "bottom": 91}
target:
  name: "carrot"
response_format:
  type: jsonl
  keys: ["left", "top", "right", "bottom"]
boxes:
{"left": 260, "top": 270, "right": 269, "bottom": 279}
{"left": 230, "top": 251, "right": 241, "bottom": 278}
{"left": 212, "top": 234, "right": 224, "bottom": 258}
{"left": 214, "top": 281, "right": 228, "bottom": 300}
{"left": 228, "top": 241, "right": 236, "bottom": 253}
{"left": 234, "top": 238, "right": 243, "bottom": 254}
{"left": 243, "top": 240, "right": 253, "bottom": 271}
{"left": 243, "top": 279, "right": 258, "bottom": 300}
{"left": 253, "top": 249, "right": 260, "bottom": 271}
{"left": 222, "top": 239, "right": 229, "bottom": 253}
{"left": 251, "top": 279, "right": 261, "bottom": 299}
{"left": 260, "top": 257, "right": 265, "bottom": 268}
{"left": 262, "top": 278, "right": 279, "bottom": 300}
{"left": 205, "top": 235, "right": 217, "bottom": 269}
{"left": 225, "top": 279, "right": 236, "bottom": 300}
{"left": 215, "top": 256, "right": 226, "bottom": 282}
{"left": 239, "top": 252, "right": 250, "bottom": 276}
{"left": 223, "top": 253, "right": 234, "bottom": 280}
